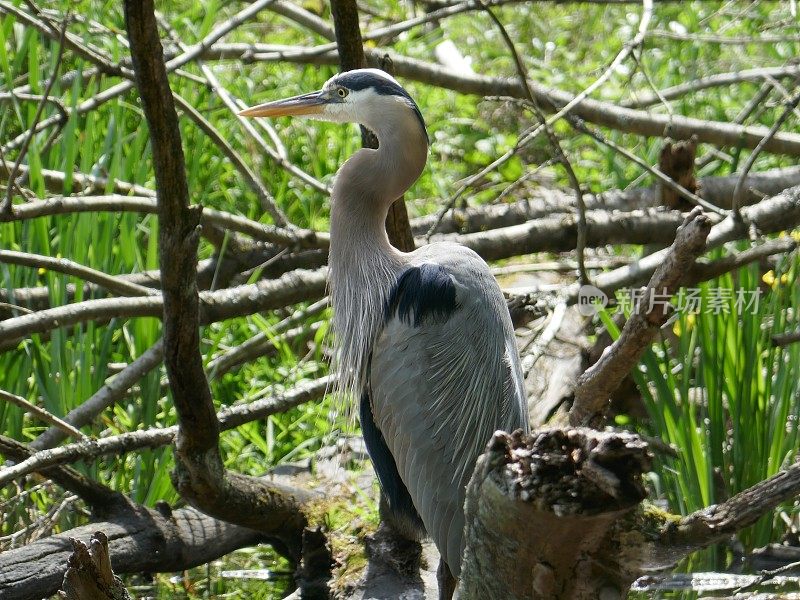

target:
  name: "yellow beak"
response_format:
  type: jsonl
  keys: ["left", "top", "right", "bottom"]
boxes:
{"left": 238, "top": 90, "right": 328, "bottom": 118}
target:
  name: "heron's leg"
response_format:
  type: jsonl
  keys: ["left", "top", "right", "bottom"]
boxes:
{"left": 437, "top": 558, "right": 456, "bottom": 600}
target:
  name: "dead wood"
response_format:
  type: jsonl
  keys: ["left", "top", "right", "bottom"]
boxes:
{"left": 0, "top": 502, "right": 264, "bottom": 600}
{"left": 570, "top": 207, "right": 712, "bottom": 426}
{"left": 458, "top": 428, "right": 651, "bottom": 599}
{"left": 123, "top": 0, "right": 312, "bottom": 561}
{"left": 57, "top": 532, "right": 132, "bottom": 600}
{"left": 657, "top": 137, "right": 698, "bottom": 211}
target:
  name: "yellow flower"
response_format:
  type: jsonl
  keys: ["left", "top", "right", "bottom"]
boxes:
{"left": 673, "top": 313, "right": 695, "bottom": 337}
{"left": 791, "top": 229, "right": 800, "bottom": 243}
{"left": 762, "top": 270, "right": 789, "bottom": 289}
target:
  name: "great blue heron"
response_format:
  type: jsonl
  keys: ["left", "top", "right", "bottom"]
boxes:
{"left": 240, "top": 68, "right": 529, "bottom": 594}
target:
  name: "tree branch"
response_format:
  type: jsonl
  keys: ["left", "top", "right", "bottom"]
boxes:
{"left": 569, "top": 208, "right": 712, "bottom": 427}
{"left": 124, "top": 0, "right": 313, "bottom": 557}
{"left": 207, "top": 43, "right": 800, "bottom": 156}
{"left": 30, "top": 340, "right": 165, "bottom": 451}
{"left": 0, "top": 502, "right": 265, "bottom": 600}
{"left": 0, "top": 376, "right": 331, "bottom": 490}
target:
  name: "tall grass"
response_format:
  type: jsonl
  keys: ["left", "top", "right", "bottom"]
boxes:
{"left": 2, "top": 2, "right": 800, "bottom": 596}
{"left": 604, "top": 245, "right": 800, "bottom": 566}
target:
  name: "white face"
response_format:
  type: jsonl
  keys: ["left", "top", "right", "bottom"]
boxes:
{"left": 238, "top": 68, "right": 426, "bottom": 143}
{"left": 318, "top": 70, "right": 418, "bottom": 126}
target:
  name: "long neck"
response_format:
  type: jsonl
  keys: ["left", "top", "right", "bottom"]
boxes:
{"left": 328, "top": 114, "right": 428, "bottom": 399}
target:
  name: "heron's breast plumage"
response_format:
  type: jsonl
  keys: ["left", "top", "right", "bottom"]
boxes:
{"left": 366, "top": 243, "right": 529, "bottom": 575}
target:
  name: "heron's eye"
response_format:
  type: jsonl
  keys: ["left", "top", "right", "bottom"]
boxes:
{"left": 337, "top": 87, "right": 348, "bottom": 98}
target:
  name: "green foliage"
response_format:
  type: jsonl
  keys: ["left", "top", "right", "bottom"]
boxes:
{"left": 604, "top": 246, "right": 800, "bottom": 568}
{"left": 2, "top": 0, "right": 800, "bottom": 596}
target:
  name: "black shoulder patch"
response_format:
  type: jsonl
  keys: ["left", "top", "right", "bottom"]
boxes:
{"left": 359, "top": 391, "right": 425, "bottom": 537}
{"left": 385, "top": 264, "right": 459, "bottom": 327}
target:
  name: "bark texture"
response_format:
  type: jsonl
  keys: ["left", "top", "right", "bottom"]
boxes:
{"left": 458, "top": 429, "right": 651, "bottom": 599}
{"left": 0, "top": 503, "right": 263, "bottom": 600}
{"left": 57, "top": 532, "right": 132, "bottom": 600}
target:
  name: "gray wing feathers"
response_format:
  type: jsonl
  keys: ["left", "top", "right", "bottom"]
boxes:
{"left": 369, "top": 248, "right": 529, "bottom": 575}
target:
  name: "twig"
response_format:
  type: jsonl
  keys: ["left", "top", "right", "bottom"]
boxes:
{"left": 0, "top": 195, "right": 329, "bottom": 248}
{"left": 155, "top": 10, "right": 328, "bottom": 203}
{"left": 558, "top": 185, "right": 800, "bottom": 302}
{"left": 1, "top": 14, "right": 69, "bottom": 215}
{"left": 520, "top": 301, "right": 567, "bottom": 376}
{"left": 733, "top": 559, "right": 800, "bottom": 594}
{"left": 0, "top": 92, "right": 69, "bottom": 128}
{"left": 0, "top": 267, "right": 327, "bottom": 349}
{"left": 622, "top": 64, "right": 800, "bottom": 109}
{"left": 269, "top": 0, "right": 335, "bottom": 40}
{"left": 772, "top": 329, "right": 800, "bottom": 348}
{"left": 648, "top": 29, "right": 800, "bottom": 45}
{"left": 0, "top": 163, "right": 156, "bottom": 197}
{"left": 545, "top": 0, "right": 653, "bottom": 131}
{"left": 0, "top": 1, "right": 124, "bottom": 77}
{"left": 171, "top": 93, "right": 294, "bottom": 226}
{"left": 207, "top": 297, "right": 328, "bottom": 380}
{"left": 0, "top": 390, "right": 88, "bottom": 442}
{"left": 732, "top": 87, "right": 800, "bottom": 216}
{"left": 0, "top": 376, "right": 332, "bottom": 487}
{"left": 569, "top": 117, "right": 729, "bottom": 216}
{"left": 479, "top": 3, "right": 591, "bottom": 286}
{"left": 0, "top": 435, "right": 123, "bottom": 508}
{"left": 0, "top": 250, "right": 158, "bottom": 297}
{"left": 2, "top": 0, "right": 281, "bottom": 154}
{"left": 197, "top": 62, "right": 330, "bottom": 196}
{"left": 208, "top": 43, "right": 800, "bottom": 157}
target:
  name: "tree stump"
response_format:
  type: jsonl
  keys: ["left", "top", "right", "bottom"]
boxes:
{"left": 58, "top": 531, "right": 132, "bottom": 600}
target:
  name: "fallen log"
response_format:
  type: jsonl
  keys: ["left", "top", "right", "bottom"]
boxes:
{"left": 0, "top": 502, "right": 263, "bottom": 600}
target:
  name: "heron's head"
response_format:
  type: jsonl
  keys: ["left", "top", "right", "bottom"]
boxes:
{"left": 239, "top": 68, "right": 428, "bottom": 146}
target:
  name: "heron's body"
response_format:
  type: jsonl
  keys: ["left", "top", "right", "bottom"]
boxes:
{"left": 241, "top": 69, "right": 530, "bottom": 583}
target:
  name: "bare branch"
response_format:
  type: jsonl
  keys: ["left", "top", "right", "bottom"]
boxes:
{"left": 0, "top": 376, "right": 331, "bottom": 487}
{"left": 0, "top": 163, "right": 155, "bottom": 197}
{"left": 30, "top": 340, "right": 164, "bottom": 451}
{"left": 0, "top": 502, "right": 265, "bottom": 600}
{"left": 480, "top": 4, "right": 591, "bottom": 285}
{"left": 1, "top": 0, "right": 281, "bottom": 154}
{"left": 662, "top": 461, "right": 800, "bottom": 554}
{"left": 171, "top": 93, "right": 294, "bottom": 226}
{"left": 0, "top": 268, "right": 327, "bottom": 349}
{"left": 0, "top": 390, "right": 87, "bottom": 442}
{"left": 205, "top": 43, "right": 800, "bottom": 156}
{"left": 732, "top": 87, "right": 800, "bottom": 215}
{"left": 207, "top": 298, "right": 328, "bottom": 380}
{"left": 0, "top": 436, "right": 123, "bottom": 509}
{"left": 0, "top": 195, "right": 328, "bottom": 248}
{"left": 772, "top": 329, "right": 800, "bottom": 348}
{"left": 624, "top": 64, "right": 800, "bottom": 109}
{"left": 1, "top": 14, "right": 69, "bottom": 214}
{"left": 0, "top": 250, "right": 158, "bottom": 297}
{"left": 570, "top": 208, "right": 713, "bottom": 427}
